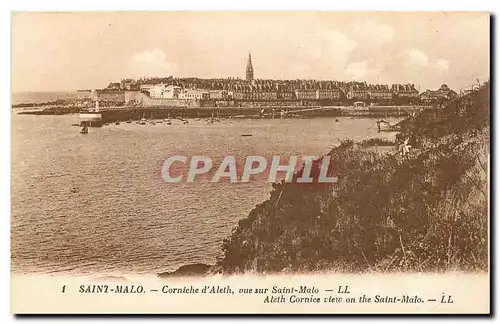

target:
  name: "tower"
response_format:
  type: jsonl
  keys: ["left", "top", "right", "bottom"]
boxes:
{"left": 245, "top": 52, "right": 254, "bottom": 82}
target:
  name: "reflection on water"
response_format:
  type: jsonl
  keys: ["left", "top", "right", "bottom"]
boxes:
{"left": 11, "top": 114, "right": 398, "bottom": 275}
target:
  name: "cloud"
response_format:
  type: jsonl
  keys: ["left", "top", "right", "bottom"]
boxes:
{"left": 345, "top": 21, "right": 395, "bottom": 72}
{"left": 306, "top": 30, "right": 356, "bottom": 62}
{"left": 407, "top": 48, "right": 429, "bottom": 67}
{"left": 433, "top": 59, "right": 450, "bottom": 72}
{"left": 405, "top": 49, "right": 450, "bottom": 73}
{"left": 129, "top": 49, "right": 177, "bottom": 78}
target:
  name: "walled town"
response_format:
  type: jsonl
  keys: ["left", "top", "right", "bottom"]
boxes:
{"left": 76, "top": 53, "right": 458, "bottom": 109}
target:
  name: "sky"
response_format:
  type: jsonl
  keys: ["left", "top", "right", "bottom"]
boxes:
{"left": 11, "top": 11, "right": 490, "bottom": 93}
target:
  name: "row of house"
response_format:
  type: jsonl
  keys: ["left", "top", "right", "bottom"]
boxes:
{"left": 141, "top": 82, "right": 420, "bottom": 101}
{"left": 144, "top": 84, "right": 210, "bottom": 100}
{"left": 82, "top": 79, "right": 454, "bottom": 105}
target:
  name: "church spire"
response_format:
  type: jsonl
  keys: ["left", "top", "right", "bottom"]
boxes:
{"left": 246, "top": 52, "right": 254, "bottom": 81}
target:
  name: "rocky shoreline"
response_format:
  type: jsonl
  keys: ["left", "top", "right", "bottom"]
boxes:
{"left": 158, "top": 263, "right": 212, "bottom": 278}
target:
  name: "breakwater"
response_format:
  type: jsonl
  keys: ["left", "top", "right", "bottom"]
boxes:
{"left": 17, "top": 104, "right": 428, "bottom": 122}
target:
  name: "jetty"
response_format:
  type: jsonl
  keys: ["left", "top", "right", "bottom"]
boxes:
{"left": 16, "top": 103, "right": 429, "bottom": 124}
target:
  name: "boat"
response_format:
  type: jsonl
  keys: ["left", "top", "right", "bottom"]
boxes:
{"left": 183, "top": 120, "right": 189, "bottom": 125}
{"left": 157, "top": 119, "right": 163, "bottom": 124}
{"left": 115, "top": 121, "right": 120, "bottom": 125}
{"left": 376, "top": 119, "right": 401, "bottom": 132}
{"left": 150, "top": 119, "right": 156, "bottom": 125}
{"left": 126, "top": 120, "right": 132, "bottom": 124}
{"left": 139, "top": 117, "right": 147, "bottom": 125}
{"left": 241, "top": 134, "right": 252, "bottom": 137}
{"left": 136, "top": 121, "right": 141, "bottom": 124}
{"left": 80, "top": 125, "right": 88, "bottom": 134}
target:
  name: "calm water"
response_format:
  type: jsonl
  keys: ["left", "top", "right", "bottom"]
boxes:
{"left": 11, "top": 113, "right": 398, "bottom": 275}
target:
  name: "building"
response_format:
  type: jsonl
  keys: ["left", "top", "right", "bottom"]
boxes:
{"left": 146, "top": 84, "right": 182, "bottom": 99}
{"left": 278, "top": 91, "right": 295, "bottom": 100}
{"left": 347, "top": 84, "right": 369, "bottom": 100}
{"left": 229, "top": 84, "right": 251, "bottom": 100}
{"left": 251, "top": 90, "right": 278, "bottom": 101}
{"left": 148, "top": 84, "right": 166, "bottom": 99}
{"left": 367, "top": 85, "right": 392, "bottom": 101}
{"left": 77, "top": 89, "right": 93, "bottom": 100}
{"left": 180, "top": 89, "right": 210, "bottom": 100}
{"left": 420, "top": 84, "right": 458, "bottom": 103}
{"left": 162, "top": 85, "right": 182, "bottom": 99}
{"left": 246, "top": 53, "right": 254, "bottom": 82}
{"left": 295, "top": 89, "right": 317, "bottom": 100}
{"left": 94, "top": 89, "right": 125, "bottom": 103}
{"left": 120, "top": 79, "right": 137, "bottom": 91}
{"left": 316, "top": 88, "right": 343, "bottom": 100}
{"left": 391, "top": 84, "right": 419, "bottom": 99}
{"left": 208, "top": 90, "right": 228, "bottom": 100}
{"left": 140, "top": 84, "right": 155, "bottom": 92}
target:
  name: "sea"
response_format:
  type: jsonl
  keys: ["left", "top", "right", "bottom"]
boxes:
{"left": 11, "top": 106, "right": 399, "bottom": 276}
{"left": 11, "top": 91, "right": 78, "bottom": 105}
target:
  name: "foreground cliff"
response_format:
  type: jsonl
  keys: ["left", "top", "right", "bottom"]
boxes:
{"left": 213, "top": 81, "right": 490, "bottom": 274}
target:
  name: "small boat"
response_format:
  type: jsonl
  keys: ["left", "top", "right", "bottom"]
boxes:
{"left": 376, "top": 119, "right": 401, "bottom": 132}
{"left": 136, "top": 121, "right": 141, "bottom": 124}
{"left": 150, "top": 120, "right": 156, "bottom": 125}
{"left": 126, "top": 120, "right": 132, "bottom": 124}
{"left": 115, "top": 121, "right": 120, "bottom": 125}
{"left": 157, "top": 119, "right": 163, "bottom": 124}
{"left": 140, "top": 118, "right": 147, "bottom": 125}
{"left": 335, "top": 119, "right": 340, "bottom": 122}
{"left": 80, "top": 125, "right": 88, "bottom": 134}
{"left": 183, "top": 120, "right": 189, "bottom": 125}
{"left": 241, "top": 134, "right": 252, "bottom": 137}
{"left": 104, "top": 123, "right": 109, "bottom": 126}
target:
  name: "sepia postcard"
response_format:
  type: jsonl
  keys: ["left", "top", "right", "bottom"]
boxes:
{"left": 10, "top": 11, "right": 490, "bottom": 314}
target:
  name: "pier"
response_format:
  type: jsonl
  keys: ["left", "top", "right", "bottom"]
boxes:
{"left": 96, "top": 105, "right": 427, "bottom": 123}
{"left": 16, "top": 103, "right": 428, "bottom": 124}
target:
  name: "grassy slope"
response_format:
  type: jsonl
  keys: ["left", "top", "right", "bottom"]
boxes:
{"left": 213, "top": 82, "right": 490, "bottom": 274}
